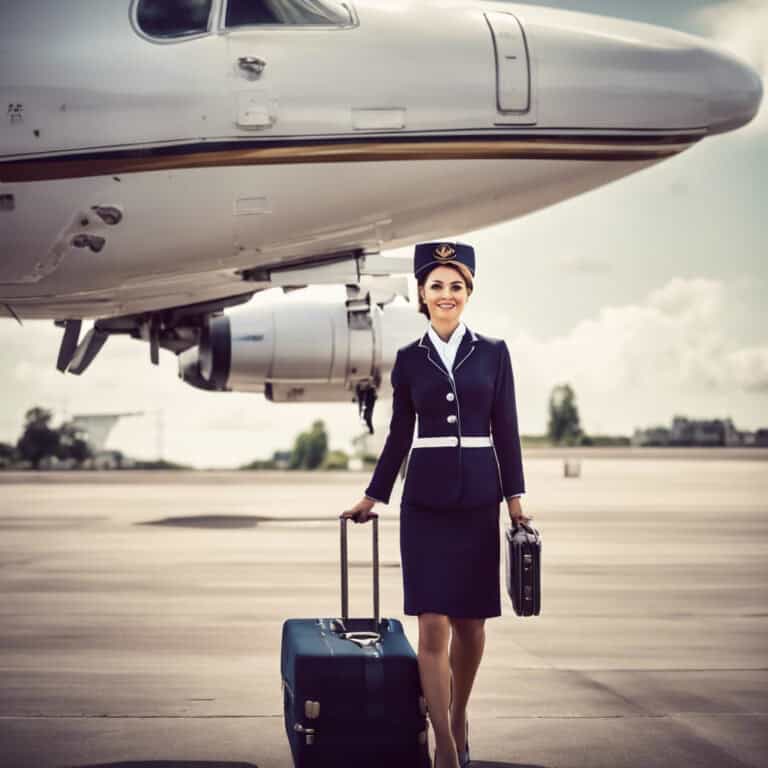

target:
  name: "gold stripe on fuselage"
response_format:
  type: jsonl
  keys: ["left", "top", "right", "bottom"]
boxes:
{"left": 0, "top": 135, "right": 700, "bottom": 183}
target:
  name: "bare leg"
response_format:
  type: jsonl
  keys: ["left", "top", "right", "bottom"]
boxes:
{"left": 448, "top": 617, "right": 486, "bottom": 754}
{"left": 418, "top": 613, "right": 460, "bottom": 768}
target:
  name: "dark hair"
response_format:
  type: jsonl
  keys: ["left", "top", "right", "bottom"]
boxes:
{"left": 416, "top": 262, "right": 474, "bottom": 319}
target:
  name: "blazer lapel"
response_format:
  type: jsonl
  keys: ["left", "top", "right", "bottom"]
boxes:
{"left": 417, "top": 325, "right": 479, "bottom": 378}
{"left": 453, "top": 325, "right": 478, "bottom": 373}
{"left": 418, "top": 332, "right": 451, "bottom": 379}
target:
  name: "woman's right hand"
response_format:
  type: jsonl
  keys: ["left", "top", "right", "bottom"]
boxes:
{"left": 341, "top": 497, "right": 379, "bottom": 524}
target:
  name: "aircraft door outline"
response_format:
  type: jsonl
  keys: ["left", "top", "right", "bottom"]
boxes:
{"left": 485, "top": 11, "right": 537, "bottom": 125}
{"left": 219, "top": 0, "right": 359, "bottom": 131}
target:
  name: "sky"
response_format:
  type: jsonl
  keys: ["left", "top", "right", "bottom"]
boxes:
{"left": 1, "top": 0, "right": 766, "bottom": 468}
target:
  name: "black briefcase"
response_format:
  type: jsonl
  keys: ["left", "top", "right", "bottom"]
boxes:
{"left": 504, "top": 521, "right": 542, "bottom": 616}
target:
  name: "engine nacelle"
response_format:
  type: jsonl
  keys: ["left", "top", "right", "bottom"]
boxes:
{"left": 179, "top": 289, "right": 424, "bottom": 402}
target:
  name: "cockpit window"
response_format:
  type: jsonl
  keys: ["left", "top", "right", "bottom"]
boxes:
{"left": 136, "top": 0, "right": 212, "bottom": 39}
{"left": 226, "top": 0, "right": 352, "bottom": 27}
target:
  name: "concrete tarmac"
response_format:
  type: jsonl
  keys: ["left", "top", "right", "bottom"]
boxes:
{"left": 1, "top": 453, "right": 767, "bottom": 767}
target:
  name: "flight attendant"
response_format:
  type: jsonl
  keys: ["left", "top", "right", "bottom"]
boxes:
{"left": 342, "top": 242, "right": 531, "bottom": 768}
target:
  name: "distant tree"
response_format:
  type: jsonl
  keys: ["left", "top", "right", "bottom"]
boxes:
{"left": 57, "top": 421, "right": 92, "bottom": 466}
{"left": 130, "top": 458, "right": 190, "bottom": 470}
{"left": 290, "top": 432, "right": 309, "bottom": 470}
{"left": 0, "top": 441, "right": 17, "bottom": 468}
{"left": 322, "top": 449, "right": 349, "bottom": 470}
{"left": 16, "top": 407, "right": 60, "bottom": 469}
{"left": 290, "top": 420, "right": 329, "bottom": 470}
{"left": 547, "top": 384, "right": 584, "bottom": 445}
{"left": 306, "top": 420, "right": 329, "bottom": 469}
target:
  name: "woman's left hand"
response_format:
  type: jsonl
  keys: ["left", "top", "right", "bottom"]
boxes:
{"left": 507, "top": 496, "right": 532, "bottom": 526}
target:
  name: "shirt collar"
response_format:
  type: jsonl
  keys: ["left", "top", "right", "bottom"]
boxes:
{"left": 428, "top": 320, "right": 466, "bottom": 350}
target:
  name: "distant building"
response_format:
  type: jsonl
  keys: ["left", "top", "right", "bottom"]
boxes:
{"left": 671, "top": 416, "right": 722, "bottom": 446}
{"left": 70, "top": 412, "right": 144, "bottom": 469}
{"left": 724, "top": 419, "right": 743, "bottom": 447}
{"left": 632, "top": 416, "right": 764, "bottom": 447}
{"left": 71, "top": 412, "right": 142, "bottom": 452}
{"left": 631, "top": 426, "right": 671, "bottom": 446}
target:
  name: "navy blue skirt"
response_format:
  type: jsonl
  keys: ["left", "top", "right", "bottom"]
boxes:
{"left": 400, "top": 501, "right": 502, "bottom": 619}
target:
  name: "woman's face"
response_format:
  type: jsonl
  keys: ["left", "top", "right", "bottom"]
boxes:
{"left": 419, "top": 265, "right": 469, "bottom": 321}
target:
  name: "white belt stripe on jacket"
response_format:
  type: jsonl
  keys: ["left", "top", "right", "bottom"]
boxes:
{"left": 412, "top": 435, "right": 492, "bottom": 448}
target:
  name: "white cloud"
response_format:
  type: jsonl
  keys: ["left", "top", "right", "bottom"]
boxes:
{"left": 497, "top": 276, "right": 767, "bottom": 434}
{"left": 727, "top": 346, "right": 768, "bottom": 392}
{"left": 696, "top": 0, "right": 768, "bottom": 136}
{"left": 646, "top": 277, "right": 722, "bottom": 318}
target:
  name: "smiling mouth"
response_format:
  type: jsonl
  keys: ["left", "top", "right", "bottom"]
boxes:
{"left": 437, "top": 303, "right": 456, "bottom": 309}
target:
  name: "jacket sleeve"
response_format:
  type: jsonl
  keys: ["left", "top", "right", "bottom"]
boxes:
{"left": 490, "top": 340, "right": 525, "bottom": 497}
{"left": 364, "top": 349, "right": 416, "bottom": 504}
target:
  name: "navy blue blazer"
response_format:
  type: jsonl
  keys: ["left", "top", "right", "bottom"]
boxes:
{"left": 364, "top": 325, "right": 525, "bottom": 511}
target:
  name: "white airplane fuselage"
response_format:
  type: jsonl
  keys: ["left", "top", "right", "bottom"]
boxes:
{"left": 0, "top": 0, "right": 761, "bottom": 322}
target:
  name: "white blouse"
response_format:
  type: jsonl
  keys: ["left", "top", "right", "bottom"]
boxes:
{"left": 427, "top": 321, "right": 466, "bottom": 378}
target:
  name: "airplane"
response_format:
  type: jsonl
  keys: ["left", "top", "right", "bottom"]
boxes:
{"left": 0, "top": 0, "right": 762, "bottom": 431}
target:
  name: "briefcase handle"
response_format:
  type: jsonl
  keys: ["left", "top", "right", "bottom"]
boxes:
{"left": 339, "top": 515, "right": 380, "bottom": 627}
{"left": 510, "top": 519, "right": 540, "bottom": 537}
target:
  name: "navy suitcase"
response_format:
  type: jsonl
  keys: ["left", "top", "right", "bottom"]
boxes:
{"left": 504, "top": 520, "right": 542, "bottom": 616}
{"left": 280, "top": 516, "right": 431, "bottom": 768}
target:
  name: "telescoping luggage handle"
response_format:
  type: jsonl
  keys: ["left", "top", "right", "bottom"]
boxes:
{"left": 339, "top": 515, "right": 381, "bottom": 648}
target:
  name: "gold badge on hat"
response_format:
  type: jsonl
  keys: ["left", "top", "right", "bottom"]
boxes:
{"left": 434, "top": 244, "right": 456, "bottom": 261}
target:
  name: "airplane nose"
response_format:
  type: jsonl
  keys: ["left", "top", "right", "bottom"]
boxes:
{"left": 706, "top": 49, "right": 763, "bottom": 134}
{"left": 488, "top": 6, "right": 765, "bottom": 139}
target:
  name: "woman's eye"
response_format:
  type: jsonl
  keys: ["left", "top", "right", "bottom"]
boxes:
{"left": 428, "top": 283, "right": 463, "bottom": 290}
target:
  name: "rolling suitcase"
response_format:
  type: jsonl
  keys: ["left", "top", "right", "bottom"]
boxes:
{"left": 280, "top": 516, "right": 431, "bottom": 768}
{"left": 504, "top": 520, "right": 542, "bottom": 616}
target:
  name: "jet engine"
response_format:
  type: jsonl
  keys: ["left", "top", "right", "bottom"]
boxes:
{"left": 178, "top": 288, "right": 424, "bottom": 426}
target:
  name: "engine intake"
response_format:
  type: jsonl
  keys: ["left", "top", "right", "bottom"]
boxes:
{"left": 180, "top": 291, "right": 422, "bottom": 403}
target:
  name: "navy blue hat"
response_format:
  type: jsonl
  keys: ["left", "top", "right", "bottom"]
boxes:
{"left": 414, "top": 242, "right": 475, "bottom": 280}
